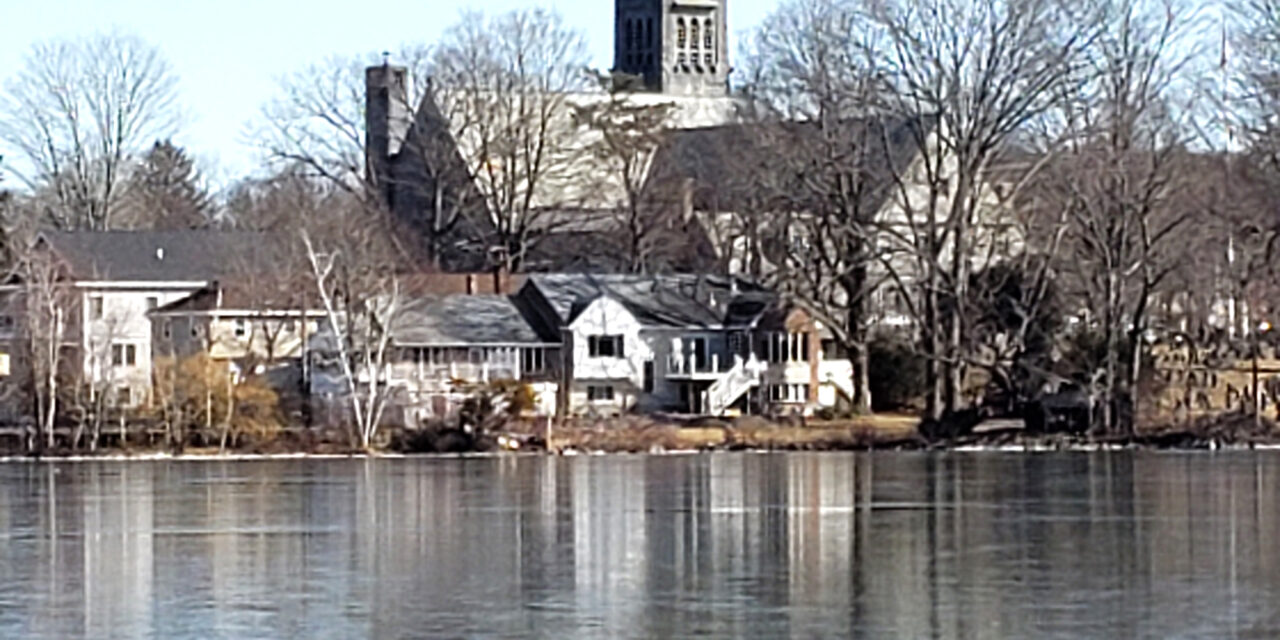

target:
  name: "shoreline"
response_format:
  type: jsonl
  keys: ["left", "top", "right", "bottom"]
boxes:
{"left": 5, "top": 436, "right": 1280, "bottom": 462}
{"left": 3, "top": 414, "right": 1277, "bottom": 460}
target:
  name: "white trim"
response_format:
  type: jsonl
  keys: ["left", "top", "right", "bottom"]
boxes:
{"left": 149, "top": 309, "right": 327, "bottom": 319}
{"left": 392, "top": 341, "right": 560, "bottom": 348}
{"left": 74, "top": 280, "right": 209, "bottom": 289}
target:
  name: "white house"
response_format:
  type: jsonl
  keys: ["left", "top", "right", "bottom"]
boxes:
{"left": 516, "top": 274, "right": 857, "bottom": 417}
{"left": 30, "top": 231, "right": 280, "bottom": 407}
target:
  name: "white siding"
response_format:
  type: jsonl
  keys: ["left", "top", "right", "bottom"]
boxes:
{"left": 82, "top": 287, "right": 200, "bottom": 405}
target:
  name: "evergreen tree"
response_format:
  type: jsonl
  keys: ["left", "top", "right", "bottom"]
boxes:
{"left": 120, "top": 140, "right": 213, "bottom": 229}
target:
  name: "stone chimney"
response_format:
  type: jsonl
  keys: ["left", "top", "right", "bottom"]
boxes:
{"left": 365, "top": 62, "right": 410, "bottom": 192}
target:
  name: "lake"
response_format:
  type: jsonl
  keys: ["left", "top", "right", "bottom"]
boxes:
{"left": 0, "top": 452, "right": 1276, "bottom": 639}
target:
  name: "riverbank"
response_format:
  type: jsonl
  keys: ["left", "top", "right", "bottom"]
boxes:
{"left": 2, "top": 413, "right": 1278, "bottom": 459}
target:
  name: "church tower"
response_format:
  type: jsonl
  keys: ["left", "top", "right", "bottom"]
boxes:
{"left": 614, "top": 0, "right": 729, "bottom": 96}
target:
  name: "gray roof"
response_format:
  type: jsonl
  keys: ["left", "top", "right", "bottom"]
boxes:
{"left": 647, "top": 114, "right": 935, "bottom": 214}
{"left": 39, "top": 230, "right": 281, "bottom": 282}
{"left": 526, "top": 273, "right": 773, "bottom": 329}
{"left": 389, "top": 294, "right": 547, "bottom": 346}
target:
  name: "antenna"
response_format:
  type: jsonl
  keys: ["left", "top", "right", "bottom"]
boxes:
{"left": 381, "top": 51, "right": 391, "bottom": 67}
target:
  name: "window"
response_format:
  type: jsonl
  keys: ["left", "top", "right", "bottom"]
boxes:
{"left": 522, "top": 348, "right": 546, "bottom": 373}
{"left": 0, "top": 315, "right": 14, "bottom": 333}
{"left": 234, "top": 318, "right": 247, "bottom": 337}
{"left": 588, "top": 385, "right": 615, "bottom": 401}
{"left": 111, "top": 343, "right": 136, "bottom": 367}
{"left": 691, "top": 22, "right": 700, "bottom": 50}
{"left": 89, "top": 296, "right": 103, "bottom": 320}
{"left": 677, "top": 53, "right": 686, "bottom": 68}
{"left": 146, "top": 296, "right": 159, "bottom": 311}
{"left": 162, "top": 321, "right": 172, "bottom": 340}
{"left": 625, "top": 19, "right": 634, "bottom": 51}
{"left": 115, "top": 386, "right": 133, "bottom": 407}
{"left": 676, "top": 18, "right": 686, "bottom": 49}
{"left": 705, "top": 53, "right": 714, "bottom": 68}
{"left": 588, "top": 335, "right": 624, "bottom": 358}
{"left": 704, "top": 19, "right": 714, "bottom": 49}
{"left": 646, "top": 18, "right": 654, "bottom": 48}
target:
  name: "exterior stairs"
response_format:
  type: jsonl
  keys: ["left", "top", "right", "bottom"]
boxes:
{"left": 703, "top": 354, "right": 765, "bottom": 416}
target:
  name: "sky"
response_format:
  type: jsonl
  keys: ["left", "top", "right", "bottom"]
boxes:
{"left": 0, "top": 0, "right": 775, "bottom": 188}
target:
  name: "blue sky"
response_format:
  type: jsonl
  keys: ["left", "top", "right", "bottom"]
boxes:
{"left": 0, "top": 0, "right": 774, "bottom": 186}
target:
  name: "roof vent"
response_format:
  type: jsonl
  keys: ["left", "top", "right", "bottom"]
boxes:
{"left": 155, "top": 247, "right": 165, "bottom": 261}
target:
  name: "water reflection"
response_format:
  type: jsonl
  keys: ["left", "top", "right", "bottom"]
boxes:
{"left": 0, "top": 453, "right": 1277, "bottom": 638}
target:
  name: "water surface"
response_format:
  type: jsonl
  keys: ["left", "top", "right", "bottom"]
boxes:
{"left": 0, "top": 452, "right": 1277, "bottom": 639}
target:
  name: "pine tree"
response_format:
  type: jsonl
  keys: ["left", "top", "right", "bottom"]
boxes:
{"left": 120, "top": 140, "right": 213, "bottom": 229}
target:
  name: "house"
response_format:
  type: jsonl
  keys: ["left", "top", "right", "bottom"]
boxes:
{"left": 514, "top": 273, "right": 856, "bottom": 417}
{"left": 307, "top": 292, "right": 558, "bottom": 427}
{"left": 148, "top": 283, "right": 324, "bottom": 387}
{"left": 18, "top": 230, "right": 279, "bottom": 408}
{"left": 303, "top": 270, "right": 855, "bottom": 423}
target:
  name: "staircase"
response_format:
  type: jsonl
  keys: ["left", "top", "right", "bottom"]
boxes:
{"left": 703, "top": 355, "right": 765, "bottom": 416}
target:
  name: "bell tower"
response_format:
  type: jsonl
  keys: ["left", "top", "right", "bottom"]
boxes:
{"left": 614, "top": 0, "right": 729, "bottom": 96}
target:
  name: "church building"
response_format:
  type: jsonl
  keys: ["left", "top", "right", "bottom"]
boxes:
{"left": 363, "top": 0, "right": 744, "bottom": 273}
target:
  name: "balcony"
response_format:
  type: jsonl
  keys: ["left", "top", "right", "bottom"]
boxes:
{"left": 666, "top": 352, "right": 733, "bottom": 380}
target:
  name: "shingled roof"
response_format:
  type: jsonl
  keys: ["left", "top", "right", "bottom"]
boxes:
{"left": 525, "top": 273, "right": 773, "bottom": 329}
{"left": 388, "top": 294, "right": 550, "bottom": 346}
{"left": 39, "top": 230, "right": 281, "bottom": 282}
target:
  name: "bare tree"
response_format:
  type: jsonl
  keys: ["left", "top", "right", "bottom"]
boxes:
{"left": 1037, "top": 0, "right": 1201, "bottom": 433}
{"left": 572, "top": 72, "right": 683, "bottom": 273}
{"left": 862, "top": 0, "right": 1101, "bottom": 418}
{"left": 430, "top": 8, "right": 592, "bottom": 271}
{"left": 737, "top": 0, "right": 895, "bottom": 413}
{"left": 301, "top": 196, "right": 405, "bottom": 450}
{"left": 0, "top": 32, "right": 181, "bottom": 230}
{"left": 256, "top": 45, "right": 433, "bottom": 193}
{"left": 11, "top": 243, "right": 67, "bottom": 451}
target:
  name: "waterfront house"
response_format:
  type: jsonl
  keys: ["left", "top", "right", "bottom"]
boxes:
{"left": 514, "top": 273, "right": 855, "bottom": 416}
{"left": 13, "top": 230, "right": 277, "bottom": 408}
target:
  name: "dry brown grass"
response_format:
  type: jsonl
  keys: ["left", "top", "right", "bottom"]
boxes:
{"left": 544, "top": 413, "right": 923, "bottom": 453}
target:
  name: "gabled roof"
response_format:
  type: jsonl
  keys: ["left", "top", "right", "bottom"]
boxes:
{"left": 38, "top": 230, "right": 281, "bottom": 282}
{"left": 388, "top": 294, "right": 548, "bottom": 346}
{"left": 648, "top": 114, "right": 935, "bottom": 214}
{"left": 525, "top": 273, "right": 773, "bottom": 329}
{"left": 397, "top": 88, "right": 743, "bottom": 213}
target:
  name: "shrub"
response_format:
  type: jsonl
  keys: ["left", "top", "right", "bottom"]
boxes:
{"left": 868, "top": 333, "right": 928, "bottom": 412}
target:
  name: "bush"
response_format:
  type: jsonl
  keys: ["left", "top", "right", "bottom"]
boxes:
{"left": 868, "top": 333, "right": 928, "bottom": 412}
